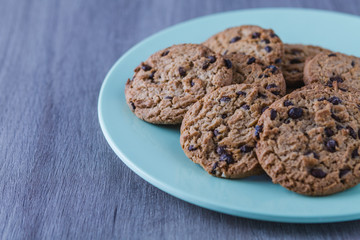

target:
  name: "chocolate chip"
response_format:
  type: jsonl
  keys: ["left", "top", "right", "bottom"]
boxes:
{"left": 351, "top": 61, "right": 355, "bottom": 67}
{"left": 258, "top": 74, "right": 264, "bottom": 78}
{"left": 264, "top": 46, "right": 272, "bottom": 52}
{"left": 328, "top": 53, "right": 337, "bottom": 57}
{"left": 270, "top": 33, "right": 278, "bottom": 38}
{"left": 211, "top": 162, "right": 218, "bottom": 174}
{"left": 161, "top": 50, "right": 169, "bottom": 57}
{"left": 271, "top": 91, "right": 280, "bottom": 96}
{"left": 213, "top": 129, "right": 219, "bottom": 136}
{"left": 202, "top": 62, "right": 210, "bottom": 70}
{"left": 317, "top": 97, "right": 326, "bottom": 101}
{"left": 241, "top": 104, "right": 250, "bottom": 110}
{"left": 220, "top": 96, "right": 231, "bottom": 102}
{"left": 164, "top": 96, "right": 173, "bottom": 100}
{"left": 254, "top": 125, "right": 263, "bottom": 139}
{"left": 252, "top": 32, "right": 261, "bottom": 38}
{"left": 261, "top": 39, "right": 270, "bottom": 44}
{"left": 264, "top": 74, "right": 269, "bottom": 78}
{"left": 325, "top": 127, "right": 334, "bottom": 137}
{"left": 288, "top": 107, "right": 303, "bottom": 119}
{"left": 224, "top": 59, "right": 232, "bottom": 69}
{"left": 336, "top": 124, "right": 344, "bottom": 130}
{"left": 327, "top": 96, "right": 342, "bottom": 105}
{"left": 229, "top": 36, "right": 241, "bottom": 43}
{"left": 330, "top": 76, "right": 344, "bottom": 83}
{"left": 270, "top": 109, "right": 277, "bottom": 120}
{"left": 358, "top": 129, "right": 360, "bottom": 138}
{"left": 352, "top": 149, "right": 359, "bottom": 158}
{"left": 325, "top": 81, "right": 333, "bottom": 87}
{"left": 310, "top": 168, "right": 327, "bottom": 178}
{"left": 261, "top": 106, "right": 269, "bottom": 113}
{"left": 130, "top": 101, "right": 136, "bottom": 110}
{"left": 142, "top": 64, "right": 152, "bottom": 71}
{"left": 275, "top": 58, "right": 282, "bottom": 64}
{"left": 220, "top": 153, "right": 234, "bottom": 164}
{"left": 339, "top": 168, "right": 351, "bottom": 178}
{"left": 190, "top": 80, "right": 194, "bottom": 87}
{"left": 325, "top": 139, "right": 338, "bottom": 152}
{"left": 188, "top": 145, "right": 197, "bottom": 151}
{"left": 207, "top": 56, "right": 216, "bottom": 63}
{"left": 290, "top": 58, "right": 301, "bottom": 64}
{"left": 331, "top": 112, "right": 341, "bottom": 122}
{"left": 347, "top": 126, "right": 357, "bottom": 139}
{"left": 266, "top": 83, "right": 277, "bottom": 89}
{"left": 179, "top": 67, "right": 186, "bottom": 77}
{"left": 216, "top": 146, "right": 226, "bottom": 155}
{"left": 149, "top": 71, "right": 156, "bottom": 80}
{"left": 240, "top": 145, "right": 254, "bottom": 153}
{"left": 247, "top": 57, "right": 256, "bottom": 65}
{"left": 221, "top": 114, "right": 227, "bottom": 119}
{"left": 339, "top": 87, "right": 347, "bottom": 92}
{"left": 258, "top": 92, "right": 267, "bottom": 99}
{"left": 284, "top": 119, "right": 291, "bottom": 124}
{"left": 266, "top": 65, "right": 278, "bottom": 73}
{"left": 236, "top": 91, "right": 246, "bottom": 96}
{"left": 283, "top": 100, "right": 294, "bottom": 106}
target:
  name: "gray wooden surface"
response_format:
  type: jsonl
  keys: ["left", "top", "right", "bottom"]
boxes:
{"left": 1, "top": 0, "right": 360, "bottom": 239}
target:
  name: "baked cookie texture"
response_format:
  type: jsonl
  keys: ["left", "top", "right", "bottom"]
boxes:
{"left": 203, "top": 25, "right": 284, "bottom": 66}
{"left": 180, "top": 84, "right": 279, "bottom": 178}
{"left": 280, "top": 44, "right": 331, "bottom": 87}
{"left": 303, "top": 52, "right": 360, "bottom": 90}
{"left": 256, "top": 87, "right": 360, "bottom": 195}
{"left": 125, "top": 44, "right": 233, "bottom": 124}
{"left": 225, "top": 52, "right": 286, "bottom": 96}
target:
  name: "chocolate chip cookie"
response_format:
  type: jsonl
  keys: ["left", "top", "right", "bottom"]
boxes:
{"left": 281, "top": 44, "right": 331, "bottom": 87}
{"left": 303, "top": 52, "right": 360, "bottom": 91}
{"left": 180, "top": 84, "right": 279, "bottom": 178}
{"left": 203, "top": 25, "right": 284, "bottom": 66}
{"left": 256, "top": 88, "right": 360, "bottom": 195}
{"left": 125, "top": 44, "right": 233, "bottom": 124}
{"left": 225, "top": 52, "right": 286, "bottom": 96}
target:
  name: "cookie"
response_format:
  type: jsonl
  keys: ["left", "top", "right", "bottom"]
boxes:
{"left": 281, "top": 44, "right": 331, "bottom": 87}
{"left": 125, "top": 44, "right": 233, "bottom": 124}
{"left": 203, "top": 25, "right": 284, "bottom": 66}
{"left": 303, "top": 52, "right": 360, "bottom": 91}
{"left": 180, "top": 84, "right": 279, "bottom": 178}
{"left": 225, "top": 52, "right": 286, "bottom": 96}
{"left": 293, "top": 83, "right": 360, "bottom": 103}
{"left": 256, "top": 88, "right": 360, "bottom": 195}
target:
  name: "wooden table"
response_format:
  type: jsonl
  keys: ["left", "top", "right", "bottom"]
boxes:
{"left": 1, "top": 0, "right": 360, "bottom": 238}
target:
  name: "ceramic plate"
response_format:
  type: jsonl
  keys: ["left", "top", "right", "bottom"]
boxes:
{"left": 98, "top": 8, "right": 360, "bottom": 223}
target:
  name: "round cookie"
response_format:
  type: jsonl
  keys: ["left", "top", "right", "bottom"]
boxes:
{"left": 125, "top": 44, "right": 233, "bottom": 124}
{"left": 256, "top": 88, "right": 360, "bottom": 195}
{"left": 225, "top": 52, "right": 286, "bottom": 96}
{"left": 180, "top": 84, "right": 279, "bottom": 178}
{"left": 281, "top": 44, "right": 331, "bottom": 87}
{"left": 203, "top": 25, "right": 284, "bottom": 66}
{"left": 303, "top": 52, "right": 360, "bottom": 91}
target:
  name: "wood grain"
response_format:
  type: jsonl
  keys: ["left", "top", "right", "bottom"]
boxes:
{"left": 0, "top": 0, "right": 359, "bottom": 239}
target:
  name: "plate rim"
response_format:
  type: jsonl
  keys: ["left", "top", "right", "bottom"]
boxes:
{"left": 98, "top": 7, "right": 360, "bottom": 223}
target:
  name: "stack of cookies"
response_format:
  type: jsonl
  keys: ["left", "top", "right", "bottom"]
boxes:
{"left": 125, "top": 25, "right": 360, "bottom": 196}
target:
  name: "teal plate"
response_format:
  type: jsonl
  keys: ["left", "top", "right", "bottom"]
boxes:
{"left": 98, "top": 8, "right": 360, "bottom": 223}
